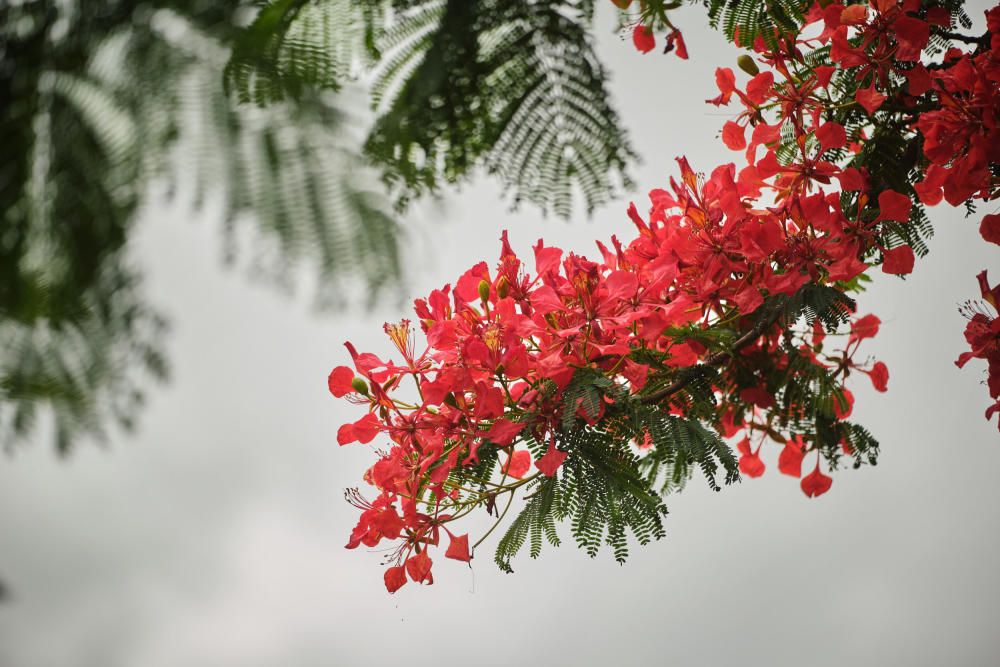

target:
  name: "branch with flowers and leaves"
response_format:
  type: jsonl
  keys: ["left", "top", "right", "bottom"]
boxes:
{"left": 324, "top": 0, "right": 1000, "bottom": 592}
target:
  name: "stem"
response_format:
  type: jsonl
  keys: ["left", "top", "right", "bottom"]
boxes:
{"left": 471, "top": 487, "right": 516, "bottom": 551}
{"left": 640, "top": 307, "right": 784, "bottom": 404}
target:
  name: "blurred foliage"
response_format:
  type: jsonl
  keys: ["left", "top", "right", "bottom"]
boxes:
{"left": 0, "top": 1, "right": 401, "bottom": 453}
{"left": 225, "top": 0, "right": 636, "bottom": 216}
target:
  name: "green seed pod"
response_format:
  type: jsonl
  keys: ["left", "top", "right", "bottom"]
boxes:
{"left": 737, "top": 54, "right": 760, "bottom": 76}
{"left": 351, "top": 377, "right": 369, "bottom": 395}
{"left": 478, "top": 279, "right": 491, "bottom": 303}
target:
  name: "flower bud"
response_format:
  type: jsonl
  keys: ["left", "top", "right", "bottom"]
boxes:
{"left": 737, "top": 54, "right": 759, "bottom": 76}
{"left": 496, "top": 276, "right": 510, "bottom": 299}
{"left": 478, "top": 279, "right": 491, "bottom": 304}
{"left": 351, "top": 377, "right": 370, "bottom": 395}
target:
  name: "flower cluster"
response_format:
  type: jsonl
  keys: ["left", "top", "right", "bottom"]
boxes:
{"left": 332, "top": 0, "right": 1000, "bottom": 592}
{"left": 620, "top": 0, "right": 689, "bottom": 59}
{"left": 957, "top": 271, "right": 1000, "bottom": 429}
{"left": 704, "top": 0, "right": 1000, "bottom": 426}
{"left": 332, "top": 149, "right": 888, "bottom": 590}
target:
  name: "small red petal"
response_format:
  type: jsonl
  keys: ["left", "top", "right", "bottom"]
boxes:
{"left": 876, "top": 190, "right": 912, "bottom": 222}
{"left": 722, "top": 121, "right": 747, "bottom": 150}
{"left": 833, "top": 388, "right": 854, "bottom": 420}
{"left": 405, "top": 551, "right": 433, "bottom": 584}
{"left": 881, "top": 245, "right": 915, "bottom": 275}
{"left": 980, "top": 214, "right": 1000, "bottom": 246}
{"left": 336, "top": 423, "right": 356, "bottom": 446}
{"left": 778, "top": 440, "right": 804, "bottom": 477}
{"left": 503, "top": 450, "right": 532, "bottom": 479}
{"left": 739, "top": 451, "right": 766, "bottom": 478}
{"left": 849, "top": 314, "right": 881, "bottom": 343}
{"left": 328, "top": 366, "right": 356, "bottom": 397}
{"left": 535, "top": 445, "right": 568, "bottom": 477}
{"left": 384, "top": 566, "right": 407, "bottom": 593}
{"left": 632, "top": 25, "right": 655, "bottom": 53}
{"left": 867, "top": 361, "right": 889, "bottom": 392}
{"left": 445, "top": 533, "right": 472, "bottom": 562}
{"left": 815, "top": 122, "right": 847, "bottom": 152}
{"left": 801, "top": 465, "right": 833, "bottom": 498}
{"left": 855, "top": 84, "right": 886, "bottom": 115}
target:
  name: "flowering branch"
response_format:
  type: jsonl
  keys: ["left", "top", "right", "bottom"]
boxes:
{"left": 331, "top": 0, "right": 1000, "bottom": 592}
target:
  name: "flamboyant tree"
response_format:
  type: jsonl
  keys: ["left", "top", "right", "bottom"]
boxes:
{"left": 328, "top": 0, "right": 1000, "bottom": 592}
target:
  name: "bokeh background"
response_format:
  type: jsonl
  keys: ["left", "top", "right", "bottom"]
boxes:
{"left": 2, "top": 2, "right": 998, "bottom": 665}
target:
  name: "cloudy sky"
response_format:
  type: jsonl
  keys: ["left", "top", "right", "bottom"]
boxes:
{"left": 1, "top": 3, "right": 998, "bottom": 665}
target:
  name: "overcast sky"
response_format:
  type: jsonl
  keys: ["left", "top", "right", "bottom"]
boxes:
{"left": 2, "top": 3, "right": 998, "bottom": 666}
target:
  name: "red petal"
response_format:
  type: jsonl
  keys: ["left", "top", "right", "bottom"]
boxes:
{"left": 801, "top": 464, "right": 833, "bottom": 498}
{"left": 738, "top": 450, "right": 766, "bottom": 478}
{"left": 881, "top": 245, "right": 915, "bottom": 275}
{"left": 669, "top": 29, "right": 688, "bottom": 59}
{"left": 352, "top": 413, "right": 382, "bottom": 444}
{"left": 849, "top": 314, "right": 881, "bottom": 343}
{"left": 632, "top": 25, "right": 656, "bottom": 53}
{"left": 736, "top": 437, "right": 752, "bottom": 456}
{"left": 840, "top": 4, "right": 868, "bottom": 24}
{"left": 833, "top": 388, "right": 854, "bottom": 419}
{"left": 778, "top": 440, "right": 804, "bottom": 477}
{"left": 980, "top": 214, "right": 1000, "bottom": 246}
{"left": 722, "top": 121, "right": 747, "bottom": 150}
{"left": 405, "top": 551, "right": 433, "bottom": 584}
{"left": 337, "top": 423, "right": 356, "bottom": 446}
{"left": 855, "top": 84, "right": 886, "bottom": 115}
{"left": 867, "top": 361, "right": 889, "bottom": 392}
{"left": 892, "top": 16, "right": 930, "bottom": 57}
{"left": 384, "top": 566, "right": 407, "bottom": 593}
{"left": 746, "top": 72, "right": 775, "bottom": 105}
{"left": 905, "top": 64, "right": 932, "bottom": 96}
{"left": 834, "top": 167, "right": 864, "bottom": 191}
{"left": 455, "top": 262, "right": 490, "bottom": 302}
{"left": 535, "top": 444, "right": 568, "bottom": 477}
{"left": 445, "top": 533, "right": 472, "bottom": 562}
{"left": 486, "top": 419, "right": 526, "bottom": 446}
{"left": 876, "top": 190, "right": 912, "bottom": 222}
{"left": 815, "top": 122, "right": 847, "bottom": 152}
{"left": 502, "top": 450, "right": 532, "bottom": 479}
{"left": 328, "top": 366, "right": 356, "bottom": 397}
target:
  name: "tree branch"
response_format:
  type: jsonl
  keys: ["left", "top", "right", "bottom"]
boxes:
{"left": 639, "top": 309, "right": 783, "bottom": 405}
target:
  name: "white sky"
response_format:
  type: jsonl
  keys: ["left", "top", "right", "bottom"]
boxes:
{"left": 1, "top": 2, "right": 998, "bottom": 665}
